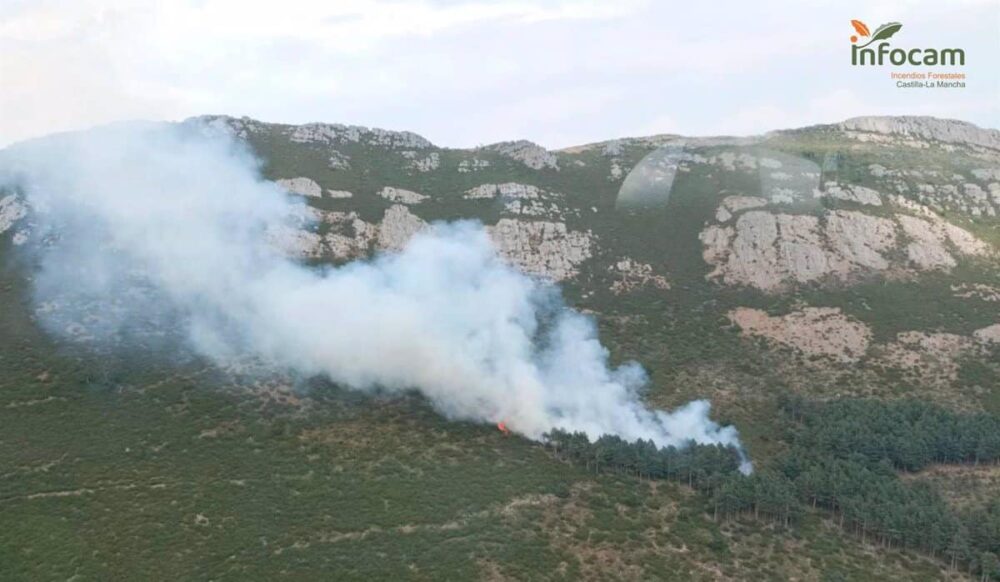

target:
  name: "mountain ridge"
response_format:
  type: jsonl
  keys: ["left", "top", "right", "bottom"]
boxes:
{"left": 184, "top": 113, "right": 1000, "bottom": 156}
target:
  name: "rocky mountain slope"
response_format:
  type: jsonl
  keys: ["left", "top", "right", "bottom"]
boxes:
{"left": 135, "top": 114, "right": 998, "bottom": 411}
{"left": 4, "top": 112, "right": 998, "bottom": 423}
{"left": 1, "top": 114, "right": 999, "bottom": 580}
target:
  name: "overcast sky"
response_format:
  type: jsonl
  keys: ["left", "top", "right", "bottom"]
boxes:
{"left": 2, "top": 0, "right": 998, "bottom": 148}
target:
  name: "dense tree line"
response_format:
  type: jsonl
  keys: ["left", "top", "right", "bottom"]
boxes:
{"left": 545, "top": 397, "right": 1000, "bottom": 579}
{"left": 734, "top": 397, "right": 1000, "bottom": 579}
{"left": 543, "top": 430, "right": 743, "bottom": 490}
{"left": 773, "top": 397, "right": 1000, "bottom": 578}
{"left": 783, "top": 397, "right": 1000, "bottom": 471}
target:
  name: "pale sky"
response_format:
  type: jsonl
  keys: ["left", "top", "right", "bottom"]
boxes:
{"left": 1, "top": 0, "right": 998, "bottom": 148}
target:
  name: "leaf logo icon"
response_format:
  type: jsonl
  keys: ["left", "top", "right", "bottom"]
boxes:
{"left": 854, "top": 22, "right": 903, "bottom": 48}
{"left": 851, "top": 20, "right": 870, "bottom": 37}
{"left": 870, "top": 22, "right": 903, "bottom": 41}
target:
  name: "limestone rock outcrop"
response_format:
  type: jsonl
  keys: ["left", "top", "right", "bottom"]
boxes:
{"left": 464, "top": 183, "right": 543, "bottom": 200}
{"left": 276, "top": 177, "right": 322, "bottom": 198}
{"left": 482, "top": 141, "right": 559, "bottom": 171}
{"left": 0, "top": 194, "right": 27, "bottom": 234}
{"left": 700, "top": 185, "right": 992, "bottom": 292}
{"left": 288, "top": 123, "right": 433, "bottom": 149}
{"left": 488, "top": 220, "right": 593, "bottom": 281}
{"left": 840, "top": 116, "right": 1000, "bottom": 151}
{"left": 402, "top": 151, "right": 440, "bottom": 173}
{"left": 377, "top": 205, "right": 427, "bottom": 251}
{"left": 266, "top": 225, "right": 324, "bottom": 258}
{"left": 324, "top": 206, "right": 426, "bottom": 258}
{"left": 378, "top": 187, "right": 428, "bottom": 204}
{"left": 823, "top": 182, "right": 882, "bottom": 206}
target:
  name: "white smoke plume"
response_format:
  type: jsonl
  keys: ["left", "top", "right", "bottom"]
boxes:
{"left": 0, "top": 122, "right": 750, "bottom": 472}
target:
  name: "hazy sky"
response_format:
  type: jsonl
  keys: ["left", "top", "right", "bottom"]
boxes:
{"left": 2, "top": 0, "right": 998, "bottom": 148}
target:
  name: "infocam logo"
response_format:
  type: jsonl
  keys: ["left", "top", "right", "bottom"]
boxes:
{"left": 850, "top": 20, "right": 965, "bottom": 66}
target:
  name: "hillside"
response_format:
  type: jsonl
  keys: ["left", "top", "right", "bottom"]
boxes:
{"left": 1, "top": 115, "right": 998, "bottom": 580}
{"left": 180, "top": 114, "right": 1000, "bottom": 417}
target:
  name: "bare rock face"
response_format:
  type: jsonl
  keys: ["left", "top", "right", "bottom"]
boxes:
{"left": 266, "top": 225, "right": 324, "bottom": 258}
{"left": 609, "top": 259, "right": 670, "bottom": 294}
{"left": 715, "top": 196, "right": 767, "bottom": 222}
{"left": 323, "top": 206, "right": 427, "bottom": 258}
{"left": 378, "top": 186, "right": 428, "bottom": 204}
{"left": 327, "top": 151, "right": 351, "bottom": 170}
{"left": 775, "top": 213, "right": 831, "bottom": 282}
{"left": 729, "top": 307, "right": 872, "bottom": 363}
{"left": 324, "top": 212, "right": 377, "bottom": 260}
{"left": 401, "top": 151, "right": 440, "bottom": 173}
{"left": 974, "top": 324, "right": 1000, "bottom": 344}
{"left": 488, "top": 220, "right": 592, "bottom": 281}
{"left": 288, "top": 123, "right": 433, "bottom": 149}
{"left": 723, "top": 196, "right": 769, "bottom": 212}
{"left": 823, "top": 182, "right": 882, "bottom": 206}
{"left": 276, "top": 177, "right": 322, "bottom": 198}
{"left": 897, "top": 214, "right": 990, "bottom": 270}
{"left": 897, "top": 215, "right": 958, "bottom": 270}
{"left": 321, "top": 208, "right": 590, "bottom": 281}
{"left": 463, "top": 183, "right": 568, "bottom": 219}
{"left": 840, "top": 116, "right": 1000, "bottom": 151}
{"left": 888, "top": 194, "right": 937, "bottom": 218}
{"left": 939, "top": 221, "right": 991, "bottom": 256}
{"left": 464, "top": 183, "right": 543, "bottom": 200}
{"left": 482, "top": 141, "right": 559, "bottom": 171}
{"left": 700, "top": 185, "right": 992, "bottom": 292}
{"left": 326, "top": 190, "right": 353, "bottom": 199}
{"left": 714, "top": 211, "right": 783, "bottom": 291}
{"left": 703, "top": 211, "right": 836, "bottom": 291}
{"left": 377, "top": 205, "right": 427, "bottom": 251}
{"left": 825, "top": 210, "right": 897, "bottom": 271}
{"left": 503, "top": 199, "right": 565, "bottom": 218}
{"left": 0, "top": 194, "right": 27, "bottom": 234}
{"left": 891, "top": 176, "right": 1000, "bottom": 219}
{"left": 699, "top": 224, "right": 734, "bottom": 267}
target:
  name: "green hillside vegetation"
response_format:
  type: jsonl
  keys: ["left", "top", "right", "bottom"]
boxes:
{"left": 2, "top": 116, "right": 999, "bottom": 579}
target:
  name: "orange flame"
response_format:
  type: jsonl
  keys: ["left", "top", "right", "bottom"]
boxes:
{"left": 497, "top": 421, "right": 511, "bottom": 436}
